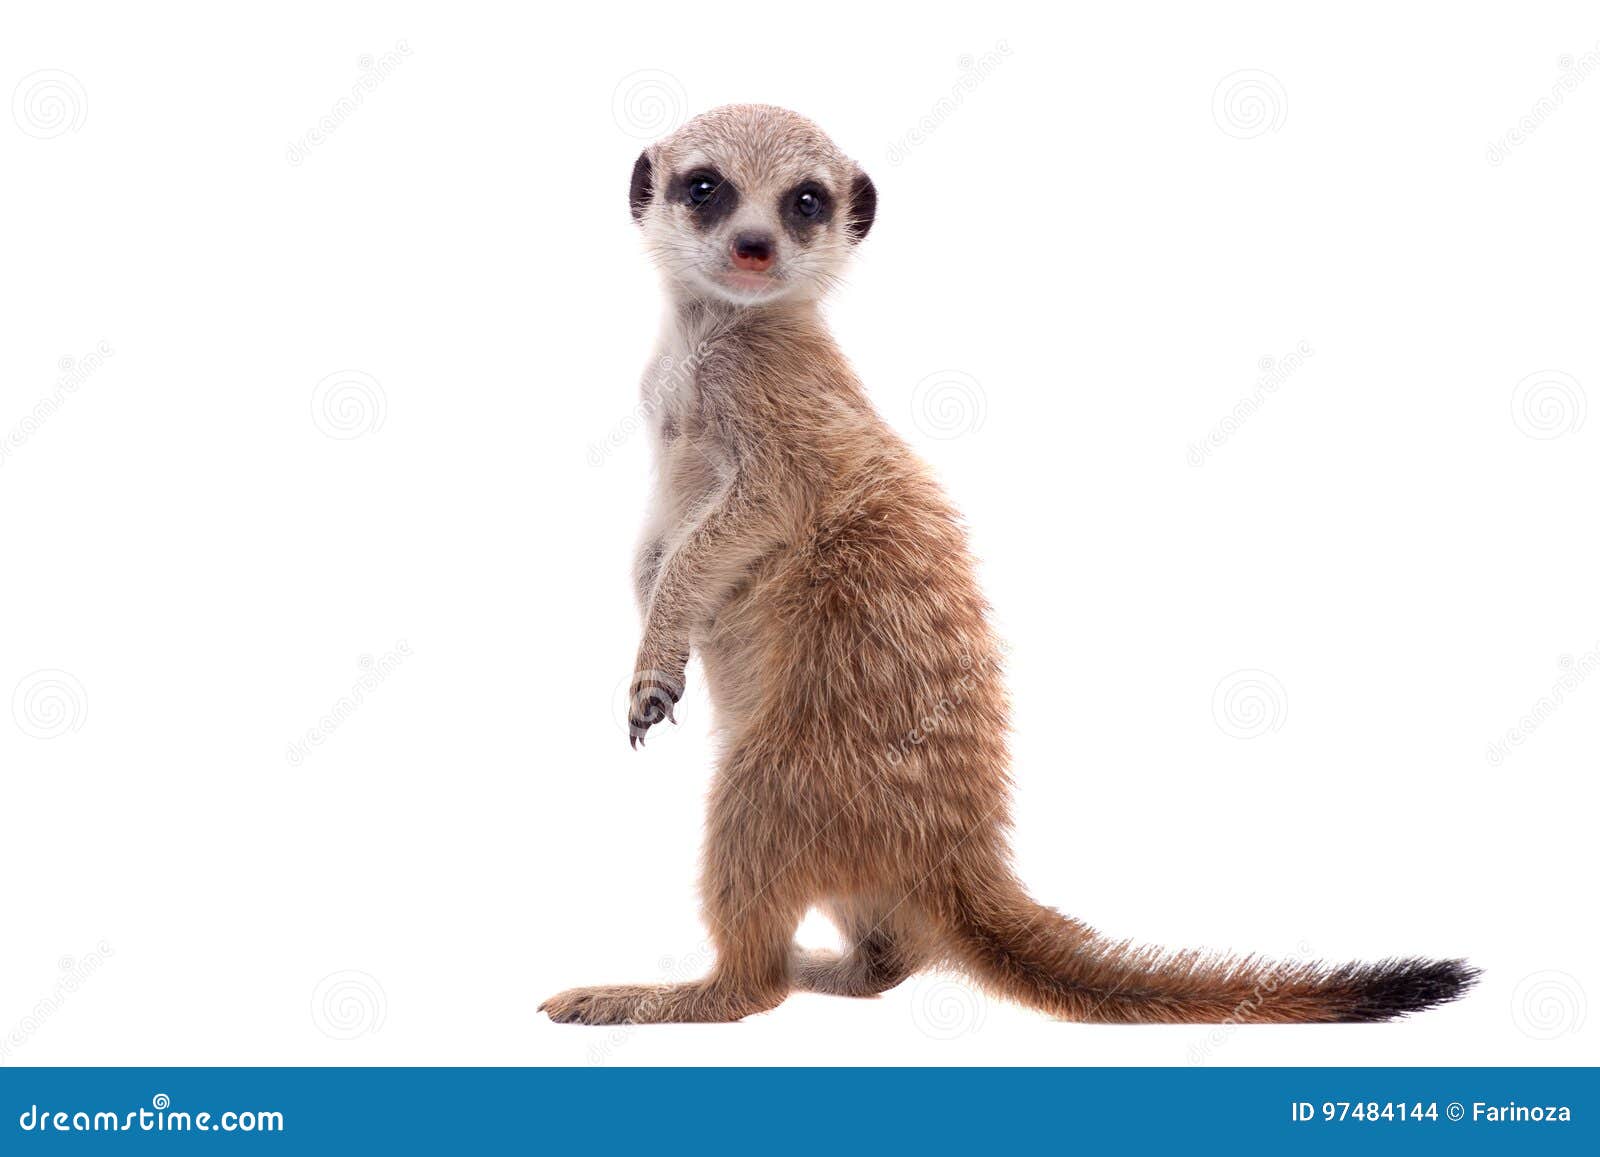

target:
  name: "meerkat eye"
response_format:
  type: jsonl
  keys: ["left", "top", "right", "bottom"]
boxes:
{"left": 795, "top": 190, "right": 821, "bottom": 217}
{"left": 686, "top": 174, "right": 719, "bottom": 205}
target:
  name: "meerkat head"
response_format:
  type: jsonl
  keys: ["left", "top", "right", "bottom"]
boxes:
{"left": 628, "top": 104, "right": 876, "bottom": 307}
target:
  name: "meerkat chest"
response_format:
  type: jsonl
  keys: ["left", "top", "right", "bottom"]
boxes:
{"left": 644, "top": 312, "right": 719, "bottom": 441}
{"left": 645, "top": 316, "right": 733, "bottom": 520}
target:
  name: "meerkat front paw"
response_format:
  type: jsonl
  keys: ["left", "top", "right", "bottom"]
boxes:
{"left": 626, "top": 647, "right": 687, "bottom": 747}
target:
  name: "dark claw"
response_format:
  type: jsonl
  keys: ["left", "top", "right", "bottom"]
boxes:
{"left": 625, "top": 667, "right": 684, "bottom": 749}
{"left": 627, "top": 684, "right": 678, "bottom": 745}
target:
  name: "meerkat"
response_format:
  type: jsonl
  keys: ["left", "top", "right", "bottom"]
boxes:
{"left": 540, "top": 104, "right": 1476, "bottom": 1026}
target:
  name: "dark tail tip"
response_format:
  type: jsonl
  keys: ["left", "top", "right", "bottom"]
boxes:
{"left": 1336, "top": 957, "right": 1480, "bottom": 1022}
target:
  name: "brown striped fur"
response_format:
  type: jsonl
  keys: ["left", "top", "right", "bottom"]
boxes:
{"left": 540, "top": 105, "right": 1476, "bottom": 1026}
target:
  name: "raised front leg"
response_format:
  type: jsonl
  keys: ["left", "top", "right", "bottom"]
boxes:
{"left": 632, "top": 536, "right": 664, "bottom": 616}
{"left": 625, "top": 635, "right": 689, "bottom": 748}
{"left": 626, "top": 472, "right": 777, "bottom": 746}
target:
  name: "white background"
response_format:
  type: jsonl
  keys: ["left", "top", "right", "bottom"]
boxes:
{"left": 2, "top": 2, "right": 1595, "bottom": 1068}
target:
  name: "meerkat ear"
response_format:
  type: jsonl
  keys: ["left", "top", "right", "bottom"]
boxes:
{"left": 629, "top": 151, "right": 653, "bottom": 223}
{"left": 846, "top": 168, "right": 877, "bottom": 242}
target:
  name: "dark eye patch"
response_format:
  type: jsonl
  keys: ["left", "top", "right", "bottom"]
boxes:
{"left": 670, "top": 169, "right": 738, "bottom": 230}
{"left": 629, "top": 152, "right": 652, "bottom": 222}
{"left": 780, "top": 180, "right": 833, "bottom": 243}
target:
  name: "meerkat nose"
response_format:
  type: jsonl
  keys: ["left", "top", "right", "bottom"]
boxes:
{"left": 730, "top": 232, "right": 776, "bottom": 272}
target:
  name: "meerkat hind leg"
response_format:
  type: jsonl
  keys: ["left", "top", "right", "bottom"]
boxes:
{"left": 791, "top": 902, "right": 922, "bottom": 997}
{"left": 542, "top": 847, "right": 801, "bottom": 1025}
{"left": 539, "top": 978, "right": 783, "bottom": 1025}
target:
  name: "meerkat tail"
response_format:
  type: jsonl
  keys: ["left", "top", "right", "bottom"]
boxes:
{"left": 927, "top": 877, "right": 1478, "bottom": 1024}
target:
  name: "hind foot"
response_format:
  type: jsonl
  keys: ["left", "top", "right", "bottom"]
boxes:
{"left": 790, "top": 941, "right": 913, "bottom": 997}
{"left": 540, "top": 981, "right": 784, "bottom": 1025}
